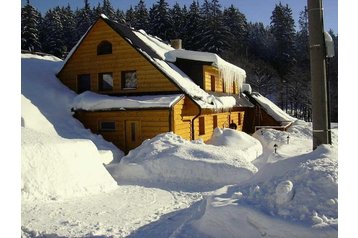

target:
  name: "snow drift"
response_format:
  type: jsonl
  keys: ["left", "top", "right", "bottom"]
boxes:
{"left": 108, "top": 132, "right": 258, "bottom": 191}
{"left": 182, "top": 145, "right": 338, "bottom": 238}
{"left": 21, "top": 53, "right": 121, "bottom": 201}
{"left": 21, "top": 127, "right": 117, "bottom": 201}
{"left": 207, "top": 128, "right": 263, "bottom": 162}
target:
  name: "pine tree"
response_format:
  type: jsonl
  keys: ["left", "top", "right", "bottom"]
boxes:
{"left": 101, "top": 0, "right": 116, "bottom": 20}
{"left": 41, "top": 7, "right": 66, "bottom": 58}
{"left": 223, "top": 5, "right": 248, "bottom": 57}
{"left": 270, "top": 2, "right": 297, "bottom": 109}
{"left": 75, "top": 0, "right": 93, "bottom": 39}
{"left": 148, "top": 0, "right": 174, "bottom": 41}
{"left": 270, "top": 3, "right": 296, "bottom": 75}
{"left": 170, "top": 2, "right": 186, "bottom": 39}
{"left": 184, "top": 0, "right": 202, "bottom": 50}
{"left": 115, "top": 9, "right": 126, "bottom": 24}
{"left": 198, "top": 0, "right": 232, "bottom": 54}
{"left": 60, "top": 5, "right": 76, "bottom": 54}
{"left": 125, "top": 6, "right": 135, "bottom": 26}
{"left": 296, "top": 7, "right": 309, "bottom": 67}
{"left": 132, "top": 0, "right": 149, "bottom": 31}
{"left": 21, "top": 0, "right": 42, "bottom": 51}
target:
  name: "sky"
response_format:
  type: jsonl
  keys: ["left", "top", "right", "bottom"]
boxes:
{"left": 21, "top": 0, "right": 338, "bottom": 33}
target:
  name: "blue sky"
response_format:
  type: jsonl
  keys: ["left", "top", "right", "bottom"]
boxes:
{"left": 21, "top": 0, "right": 338, "bottom": 33}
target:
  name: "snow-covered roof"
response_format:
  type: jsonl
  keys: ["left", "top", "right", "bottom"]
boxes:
{"left": 59, "top": 14, "right": 247, "bottom": 110}
{"left": 72, "top": 91, "right": 183, "bottom": 111}
{"left": 251, "top": 92, "right": 296, "bottom": 122}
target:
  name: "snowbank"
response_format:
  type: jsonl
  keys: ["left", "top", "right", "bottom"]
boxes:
{"left": 21, "top": 53, "right": 123, "bottom": 163}
{"left": 177, "top": 145, "right": 338, "bottom": 238}
{"left": 21, "top": 127, "right": 117, "bottom": 201}
{"left": 207, "top": 128, "right": 263, "bottom": 162}
{"left": 108, "top": 132, "right": 258, "bottom": 191}
{"left": 21, "top": 53, "right": 124, "bottom": 201}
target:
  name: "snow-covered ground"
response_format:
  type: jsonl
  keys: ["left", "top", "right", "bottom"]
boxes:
{"left": 21, "top": 54, "right": 338, "bottom": 237}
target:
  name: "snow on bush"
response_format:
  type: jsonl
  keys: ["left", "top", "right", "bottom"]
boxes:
{"left": 108, "top": 132, "right": 258, "bottom": 191}
{"left": 207, "top": 128, "right": 262, "bottom": 162}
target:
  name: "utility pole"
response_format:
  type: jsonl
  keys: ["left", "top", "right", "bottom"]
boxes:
{"left": 307, "top": 0, "right": 331, "bottom": 149}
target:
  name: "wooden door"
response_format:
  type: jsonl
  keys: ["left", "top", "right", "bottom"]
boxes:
{"left": 125, "top": 120, "right": 141, "bottom": 152}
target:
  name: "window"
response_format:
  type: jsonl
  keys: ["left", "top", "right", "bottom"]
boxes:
{"left": 99, "top": 121, "right": 116, "bottom": 131}
{"left": 199, "top": 117, "right": 205, "bottom": 135}
{"left": 131, "top": 122, "right": 136, "bottom": 142}
{"left": 222, "top": 80, "right": 226, "bottom": 93}
{"left": 99, "top": 73, "right": 113, "bottom": 91}
{"left": 122, "top": 71, "right": 137, "bottom": 89}
{"left": 238, "top": 112, "right": 241, "bottom": 125}
{"left": 211, "top": 75, "right": 216, "bottom": 91}
{"left": 97, "top": 40, "right": 112, "bottom": 55}
{"left": 77, "top": 74, "right": 91, "bottom": 93}
{"left": 213, "top": 115, "right": 218, "bottom": 130}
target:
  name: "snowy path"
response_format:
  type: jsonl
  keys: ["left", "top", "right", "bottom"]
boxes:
{"left": 22, "top": 186, "right": 203, "bottom": 238}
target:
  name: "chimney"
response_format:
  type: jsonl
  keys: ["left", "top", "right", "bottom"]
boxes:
{"left": 170, "top": 39, "right": 182, "bottom": 49}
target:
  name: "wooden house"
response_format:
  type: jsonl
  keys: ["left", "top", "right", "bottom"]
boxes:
{"left": 57, "top": 15, "right": 258, "bottom": 153}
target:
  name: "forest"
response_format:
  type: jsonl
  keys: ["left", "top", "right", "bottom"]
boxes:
{"left": 21, "top": 0, "right": 338, "bottom": 122}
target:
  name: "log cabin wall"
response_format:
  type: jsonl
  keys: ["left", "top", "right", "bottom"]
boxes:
{"left": 58, "top": 19, "right": 179, "bottom": 95}
{"left": 203, "top": 65, "right": 239, "bottom": 94}
{"left": 74, "top": 109, "right": 170, "bottom": 153}
{"left": 192, "top": 110, "right": 245, "bottom": 142}
{"left": 171, "top": 97, "right": 193, "bottom": 141}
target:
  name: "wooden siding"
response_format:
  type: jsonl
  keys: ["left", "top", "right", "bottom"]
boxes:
{"left": 172, "top": 97, "right": 193, "bottom": 140}
{"left": 58, "top": 19, "right": 179, "bottom": 94}
{"left": 193, "top": 111, "right": 246, "bottom": 141}
{"left": 203, "top": 65, "right": 238, "bottom": 94}
{"left": 242, "top": 107, "right": 281, "bottom": 134}
{"left": 74, "top": 109, "right": 170, "bottom": 153}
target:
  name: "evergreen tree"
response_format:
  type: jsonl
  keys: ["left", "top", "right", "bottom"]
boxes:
{"left": 184, "top": 0, "right": 202, "bottom": 50}
{"left": 125, "top": 6, "right": 135, "bottom": 26}
{"left": 296, "top": 7, "right": 309, "bottom": 67}
{"left": 170, "top": 2, "right": 186, "bottom": 39}
{"left": 60, "top": 5, "right": 76, "bottom": 53}
{"left": 270, "top": 2, "right": 296, "bottom": 109}
{"left": 247, "top": 23, "right": 275, "bottom": 61}
{"left": 75, "top": 0, "right": 93, "bottom": 39}
{"left": 101, "top": 0, "right": 116, "bottom": 20}
{"left": 115, "top": 9, "right": 126, "bottom": 24}
{"left": 92, "top": 3, "right": 102, "bottom": 21}
{"left": 41, "top": 7, "right": 66, "bottom": 58}
{"left": 21, "top": 0, "right": 42, "bottom": 51}
{"left": 270, "top": 2, "right": 296, "bottom": 75}
{"left": 148, "top": 0, "right": 174, "bottom": 41}
{"left": 133, "top": 0, "right": 149, "bottom": 31}
{"left": 198, "top": 0, "right": 232, "bottom": 54}
{"left": 223, "top": 4, "right": 248, "bottom": 57}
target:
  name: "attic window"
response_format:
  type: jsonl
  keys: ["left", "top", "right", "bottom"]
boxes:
{"left": 97, "top": 40, "right": 112, "bottom": 55}
{"left": 99, "top": 121, "right": 116, "bottom": 131}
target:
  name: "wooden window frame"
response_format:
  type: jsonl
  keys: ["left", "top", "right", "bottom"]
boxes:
{"left": 77, "top": 74, "right": 91, "bottom": 93}
{"left": 98, "top": 72, "right": 114, "bottom": 91}
{"left": 199, "top": 117, "right": 205, "bottom": 135}
{"left": 121, "top": 70, "right": 137, "bottom": 90}
{"left": 99, "top": 121, "right": 116, "bottom": 131}
{"left": 97, "top": 40, "right": 112, "bottom": 55}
